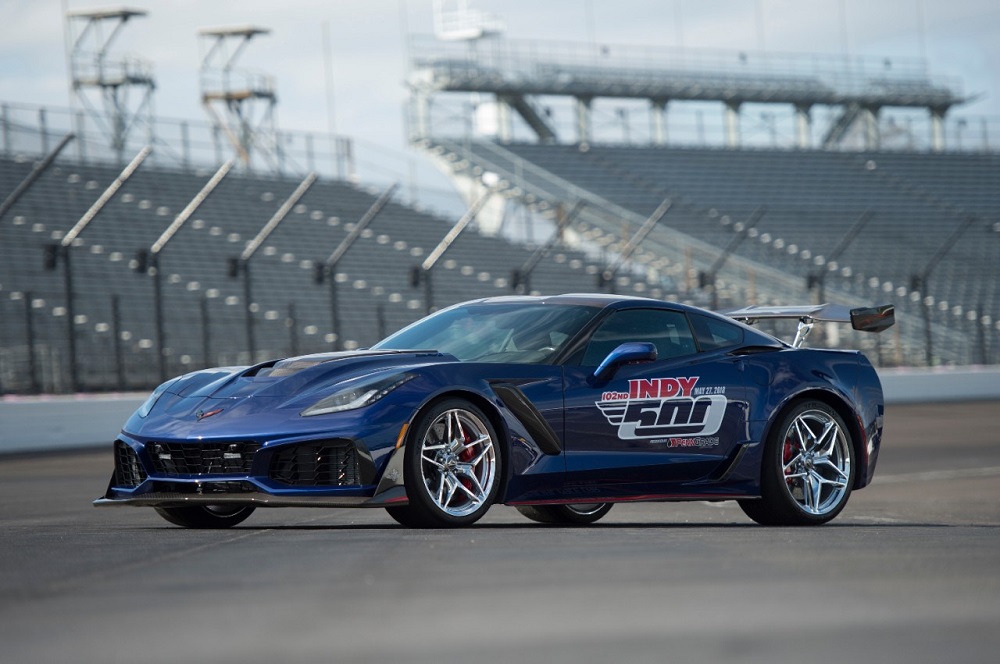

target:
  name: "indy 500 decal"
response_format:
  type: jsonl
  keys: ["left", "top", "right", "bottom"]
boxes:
{"left": 596, "top": 376, "right": 727, "bottom": 441}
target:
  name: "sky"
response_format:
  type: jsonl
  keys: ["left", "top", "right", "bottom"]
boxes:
{"left": 0, "top": 0, "right": 998, "bottom": 196}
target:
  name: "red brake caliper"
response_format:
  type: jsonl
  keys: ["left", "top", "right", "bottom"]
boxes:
{"left": 458, "top": 430, "right": 475, "bottom": 499}
{"left": 783, "top": 436, "right": 795, "bottom": 486}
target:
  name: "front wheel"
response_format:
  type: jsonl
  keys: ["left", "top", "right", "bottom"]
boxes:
{"left": 740, "top": 400, "right": 856, "bottom": 526}
{"left": 386, "top": 399, "right": 502, "bottom": 528}
{"left": 154, "top": 505, "right": 256, "bottom": 529}
{"left": 516, "top": 503, "right": 613, "bottom": 525}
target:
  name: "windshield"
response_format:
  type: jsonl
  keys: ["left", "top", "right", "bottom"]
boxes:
{"left": 372, "top": 303, "right": 600, "bottom": 364}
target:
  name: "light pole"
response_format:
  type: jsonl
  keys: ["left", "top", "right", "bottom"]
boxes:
{"left": 229, "top": 172, "right": 316, "bottom": 362}
{"left": 316, "top": 183, "right": 397, "bottom": 350}
{"left": 139, "top": 160, "right": 232, "bottom": 382}
{"left": 46, "top": 146, "right": 150, "bottom": 391}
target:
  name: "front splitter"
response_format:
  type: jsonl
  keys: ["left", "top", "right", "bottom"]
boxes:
{"left": 93, "top": 485, "right": 408, "bottom": 509}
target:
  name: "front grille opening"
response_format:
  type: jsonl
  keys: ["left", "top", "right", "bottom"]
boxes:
{"left": 148, "top": 442, "right": 261, "bottom": 476}
{"left": 269, "top": 441, "right": 359, "bottom": 487}
{"left": 114, "top": 440, "right": 148, "bottom": 488}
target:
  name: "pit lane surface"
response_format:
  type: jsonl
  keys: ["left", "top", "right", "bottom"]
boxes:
{"left": 1, "top": 401, "right": 998, "bottom": 663}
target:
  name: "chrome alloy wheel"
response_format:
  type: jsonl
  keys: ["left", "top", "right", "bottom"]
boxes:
{"left": 565, "top": 504, "right": 606, "bottom": 516}
{"left": 418, "top": 408, "right": 498, "bottom": 518}
{"left": 780, "top": 408, "right": 852, "bottom": 515}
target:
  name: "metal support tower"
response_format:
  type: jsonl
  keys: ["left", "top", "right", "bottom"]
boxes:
{"left": 229, "top": 173, "right": 316, "bottom": 362}
{"left": 66, "top": 7, "right": 155, "bottom": 163}
{"left": 317, "top": 183, "right": 399, "bottom": 351}
{"left": 138, "top": 161, "right": 233, "bottom": 383}
{"left": 598, "top": 198, "right": 673, "bottom": 294}
{"left": 198, "top": 25, "right": 278, "bottom": 171}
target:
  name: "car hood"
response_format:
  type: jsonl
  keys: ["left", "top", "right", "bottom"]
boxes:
{"left": 166, "top": 349, "right": 455, "bottom": 400}
{"left": 124, "top": 349, "right": 457, "bottom": 440}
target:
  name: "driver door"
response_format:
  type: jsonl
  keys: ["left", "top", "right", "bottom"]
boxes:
{"left": 561, "top": 307, "right": 750, "bottom": 495}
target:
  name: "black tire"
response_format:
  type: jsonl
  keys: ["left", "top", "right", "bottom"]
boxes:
{"left": 154, "top": 505, "right": 256, "bottom": 529}
{"left": 388, "top": 399, "right": 502, "bottom": 529}
{"left": 516, "top": 503, "right": 613, "bottom": 525}
{"left": 739, "top": 400, "right": 856, "bottom": 526}
{"left": 385, "top": 505, "right": 425, "bottom": 528}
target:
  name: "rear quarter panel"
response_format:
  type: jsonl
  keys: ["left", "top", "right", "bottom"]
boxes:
{"left": 743, "top": 348, "right": 884, "bottom": 489}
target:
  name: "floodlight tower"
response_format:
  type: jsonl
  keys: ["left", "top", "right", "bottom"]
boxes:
{"left": 66, "top": 7, "right": 155, "bottom": 163}
{"left": 198, "top": 25, "right": 278, "bottom": 171}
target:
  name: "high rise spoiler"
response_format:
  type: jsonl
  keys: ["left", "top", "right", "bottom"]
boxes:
{"left": 723, "top": 303, "right": 895, "bottom": 348}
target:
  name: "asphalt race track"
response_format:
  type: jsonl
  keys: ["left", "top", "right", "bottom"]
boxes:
{"left": 1, "top": 401, "right": 998, "bottom": 663}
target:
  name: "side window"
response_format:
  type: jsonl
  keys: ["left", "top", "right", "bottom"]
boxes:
{"left": 581, "top": 309, "right": 697, "bottom": 366}
{"left": 689, "top": 313, "right": 744, "bottom": 351}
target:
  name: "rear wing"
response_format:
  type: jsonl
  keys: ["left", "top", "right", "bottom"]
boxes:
{"left": 724, "top": 303, "right": 895, "bottom": 348}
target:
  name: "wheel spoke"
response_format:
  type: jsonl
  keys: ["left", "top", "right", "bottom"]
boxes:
{"left": 793, "top": 419, "right": 812, "bottom": 452}
{"left": 457, "top": 433, "right": 490, "bottom": 455}
{"left": 435, "top": 471, "right": 446, "bottom": 506}
{"left": 454, "top": 479, "right": 483, "bottom": 505}
{"left": 442, "top": 475, "right": 459, "bottom": 507}
{"left": 455, "top": 464, "right": 487, "bottom": 498}
{"left": 452, "top": 411, "right": 465, "bottom": 445}
{"left": 817, "top": 458, "right": 849, "bottom": 480}
{"left": 783, "top": 453, "right": 802, "bottom": 474}
{"left": 801, "top": 472, "right": 813, "bottom": 510}
{"left": 469, "top": 441, "right": 494, "bottom": 467}
{"left": 814, "top": 421, "right": 838, "bottom": 455}
{"left": 422, "top": 453, "right": 445, "bottom": 469}
{"left": 808, "top": 473, "right": 823, "bottom": 512}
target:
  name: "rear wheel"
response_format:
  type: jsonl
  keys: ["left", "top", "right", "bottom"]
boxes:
{"left": 517, "top": 503, "right": 613, "bottom": 525}
{"left": 740, "top": 400, "right": 855, "bottom": 526}
{"left": 154, "top": 505, "right": 255, "bottom": 529}
{"left": 386, "top": 399, "right": 501, "bottom": 528}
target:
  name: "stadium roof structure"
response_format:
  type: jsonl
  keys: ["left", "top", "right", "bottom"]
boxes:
{"left": 407, "top": 36, "right": 968, "bottom": 150}
{"left": 414, "top": 58, "right": 962, "bottom": 110}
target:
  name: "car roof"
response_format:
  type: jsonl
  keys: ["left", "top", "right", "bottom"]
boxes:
{"left": 470, "top": 293, "right": 654, "bottom": 307}
{"left": 462, "top": 293, "right": 785, "bottom": 347}
{"left": 468, "top": 293, "right": 700, "bottom": 314}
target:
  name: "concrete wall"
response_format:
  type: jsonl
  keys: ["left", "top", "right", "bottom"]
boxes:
{"left": 2, "top": 367, "right": 999, "bottom": 455}
{"left": 0, "top": 394, "right": 145, "bottom": 455}
{"left": 878, "top": 367, "right": 1000, "bottom": 404}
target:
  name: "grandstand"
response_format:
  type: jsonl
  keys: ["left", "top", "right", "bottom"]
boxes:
{"left": 1, "top": 8, "right": 998, "bottom": 395}
{"left": 409, "top": 35, "right": 999, "bottom": 369}
{"left": 0, "top": 147, "right": 611, "bottom": 393}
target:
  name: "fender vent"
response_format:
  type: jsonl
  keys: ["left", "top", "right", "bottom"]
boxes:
{"left": 114, "top": 440, "right": 148, "bottom": 488}
{"left": 268, "top": 441, "right": 359, "bottom": 486}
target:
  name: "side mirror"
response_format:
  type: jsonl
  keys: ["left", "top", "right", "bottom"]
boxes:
{"left": 592, "top": 342, "right": 657, "bottom": 385}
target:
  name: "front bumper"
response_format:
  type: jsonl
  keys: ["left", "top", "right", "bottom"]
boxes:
{"left": 95, "top": 432, "right": 410, "bottom": 509}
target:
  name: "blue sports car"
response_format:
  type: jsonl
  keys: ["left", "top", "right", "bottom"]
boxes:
{"left": 95, "top": 294, "right": 893, "bottom": 528}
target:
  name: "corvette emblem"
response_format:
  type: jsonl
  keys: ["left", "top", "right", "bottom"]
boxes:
{"left": 195, "top": 408, "right": 224, "bottom": 421}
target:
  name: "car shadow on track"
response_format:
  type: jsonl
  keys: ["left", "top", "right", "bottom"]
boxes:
{"left": 133, "top": 521, "right": 979, "bottom": 531}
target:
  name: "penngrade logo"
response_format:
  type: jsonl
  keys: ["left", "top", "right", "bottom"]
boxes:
{"left": 595, "top": 376, "right": 727, "bottom": 441}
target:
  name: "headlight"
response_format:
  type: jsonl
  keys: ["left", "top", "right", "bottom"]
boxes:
{"left": 137, "top": 378, "right": 180, "bottom": 418}
{"left": 301, "top": 372, "right": 416, "bottom": 416}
